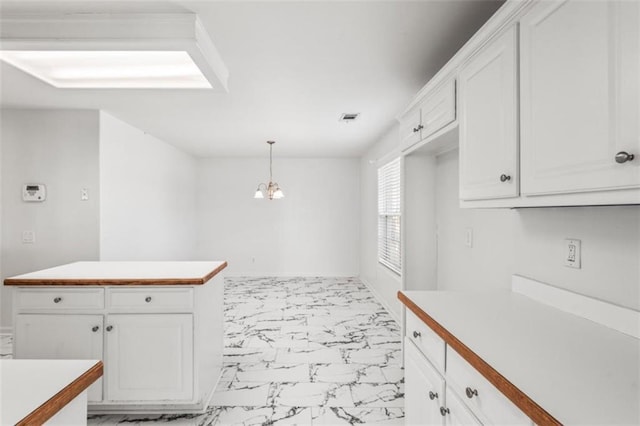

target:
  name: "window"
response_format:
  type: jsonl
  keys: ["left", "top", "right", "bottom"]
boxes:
{"left": 378, "top": 157, "right": 401, "bottom": 275}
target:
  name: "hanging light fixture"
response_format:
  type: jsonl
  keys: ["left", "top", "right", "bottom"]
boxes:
{"left": 254, "top": 141, "right": 284, "bottom": 200}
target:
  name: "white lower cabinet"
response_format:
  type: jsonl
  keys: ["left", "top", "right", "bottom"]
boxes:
{"left": 444, "top": 387, "right": 482, "bottom": 426}
{"left": 405, "top": 340, "right": 445, "bottom": 425}
{"left": 15, "top": 313, "right": 104, "bottom": 402}
{"left": 105, "top": 314, "right": 193, "bottom": 402}
{"left": 13, "top": 282, "right": 223, "bottom": 413}
{"left": 404, "top": 311, "right": 532, "bottom": 425}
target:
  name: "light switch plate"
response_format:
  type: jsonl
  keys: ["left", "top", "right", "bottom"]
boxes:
{"left": 22, "top": 230, "right": 35, "bottom": 244}
{"left": 564, "top": 238, "right": 581, "bottom": 269}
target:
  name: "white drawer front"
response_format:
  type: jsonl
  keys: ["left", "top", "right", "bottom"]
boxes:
{"left": 447, "top": 348, "right": 531, "bottom": 425}
{"left": 406, "top": 310, "right": 446, "bottom": 373}
{"left": 15, "top": 288, "right": 104, "bottom": 310}
{"left": 107, "top": 288, "right": 194, "bottom": 310}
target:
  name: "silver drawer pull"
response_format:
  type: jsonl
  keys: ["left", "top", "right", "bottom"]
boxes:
{"left": 412, "top": 330, "right": 421, "bottom": 338}
{"left": 465, "top": 387, "right": 479, "bottom": 399}
{"left": 145, "top": 296, "right": 152, "bottom": 303}
{"left": 53, "top": 297, "right": 62, "bottom": 303}
{"left": 615, "top": 151, "right": 635, "bottom": 164}
{"left": 106, "top": 325, "right": 114, "bottom": 332}
{"left": 440, "top": 407, "right": 449, "bottom": 417}
{"left": 92, "top": 326, "right": 100, "bottom": 332}
{"left": 428, "top": 391, "right": 438, "bottom": 401}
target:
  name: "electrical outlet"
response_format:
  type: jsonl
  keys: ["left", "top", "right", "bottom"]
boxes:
{"left": 465, "top": 228, "right": 473, "bottom": 248}
{"left": 81, "top": 188, "right": 89, "bottom": 201}
{"left": 564, "top": 239, "right": 581, "bottom": 269}
{"left": 22, "top": 230, "right": 36, "bottom": 244}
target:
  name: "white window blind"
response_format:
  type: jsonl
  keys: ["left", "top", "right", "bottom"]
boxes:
{"left": 378, "top": 158, "right": 401, "bottom": 275}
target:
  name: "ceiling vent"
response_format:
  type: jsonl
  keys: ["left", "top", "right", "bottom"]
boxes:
{"left": 339, "top": 113, "right": 360, "bottom": 123}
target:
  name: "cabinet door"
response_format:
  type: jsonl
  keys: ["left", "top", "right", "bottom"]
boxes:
{"left": 401, "top": 109, "right": 422, "bottom": 151}
{"left": 105, "top": 314, "right": 193, "bottom": 402}
{"left": 459, "top": 26, "right": 519, "bottom": 201}
{"left": 421, "top": 79, "right": 456, "bottom": 140}
{"left": 520, "top": 0, "right": 640, "bottom": 196}
{"left": 445, "top": 386, "right": 483, "bottom": 426}
{"left": 15, "top": 314, "right": 104, "bottom": 402}
{"left": 405, "top": 340, "right": 445, "bottom": 426}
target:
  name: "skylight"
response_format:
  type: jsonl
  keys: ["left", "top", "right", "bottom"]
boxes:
{"left": 0, "top": 50, "right": 212, "bottom": 89}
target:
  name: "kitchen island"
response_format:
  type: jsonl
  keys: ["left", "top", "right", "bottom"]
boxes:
{"left": 4, "top": 261, "right": 227, "bottom": 414}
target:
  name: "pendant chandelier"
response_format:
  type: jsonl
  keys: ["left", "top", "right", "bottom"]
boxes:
{"left": 254, "top": 140, "right": 284, "bottom": 200}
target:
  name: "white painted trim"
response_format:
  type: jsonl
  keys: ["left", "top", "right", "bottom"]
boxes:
{"left": 359, "top": 276, "right": 401, "bottom": 326}
{"left": 0, "top": 326, "right": 13, "bottom": 335}
{"left": 512, "top": 275, "right": 640, "bottom": 339}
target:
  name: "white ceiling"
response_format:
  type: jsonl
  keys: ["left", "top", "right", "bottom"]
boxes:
{"left": 0, "top": 0, "right": 503, "bottom": 157}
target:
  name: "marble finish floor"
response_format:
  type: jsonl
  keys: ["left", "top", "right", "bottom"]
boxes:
{"left": 11, "top": 277, "right": 404, "bottom": 425}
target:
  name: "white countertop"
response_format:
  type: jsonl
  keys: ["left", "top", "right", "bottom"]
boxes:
{"left": 0, "top": 359, "right": 102, "bottom": 425}
{"left": 4, "top": 261, "right": 227, "bottom": 285}
{"left": 401, "top": 290, "right": 640, "bottom": 425}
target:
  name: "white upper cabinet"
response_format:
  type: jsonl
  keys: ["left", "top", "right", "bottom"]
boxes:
{"left": 520, "top": 0, "right": 640, "bottom": 196}
{"left": 400, "top": 79, "right": 456, "bottom": 152}
{"left": 459, "top": 26, "right": 519, "bottom": 201}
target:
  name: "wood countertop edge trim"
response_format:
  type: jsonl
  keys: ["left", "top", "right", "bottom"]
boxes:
{"left": 397, "top": 291, "right": 562, "bottom": 426}
{"left": 16, "top": 361, "right": 104, "bottom": 426}
{"left": 4, "top": 261, "right": 228, "bottom": 286}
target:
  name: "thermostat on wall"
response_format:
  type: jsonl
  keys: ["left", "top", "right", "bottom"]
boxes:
{"left": 23, "top": 184, "right": 46, "bottom": 202}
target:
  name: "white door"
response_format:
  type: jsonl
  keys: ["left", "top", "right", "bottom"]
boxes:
{"left": 520, "top": 0, "right": 640, "bottom": 196}
{"left": 404, "top": 340, "right": 445, "bottom": 426}
{"left": 105, "top": 313, "right": 193, "bottom": 402}
{"left": 15, "top": 314, "right": 104, "bottom": 401}
{"left": 445, "top": 386, "right": 482, "bottom": 426}
{"left": 459, "top": 26, "right": 519, "bottom": 200}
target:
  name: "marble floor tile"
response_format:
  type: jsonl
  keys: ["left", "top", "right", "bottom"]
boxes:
{"left": 276, "top": 347, "right": 344, "bottom": 364}
{"left": 203, "top": 406, "right": 311, "bottom": 426}
{"left": 350, "top": 382, "right": 404, "bottom": 407}
{"left": 223, "top": 348, "right": 278, "bottom": 364}
{"left": 211, "top": 382, "right": 272, "bottom": 406}
{"left": 268, "top": 382, "right": 354, "bottom": 407}
{"left": 310, "top": 363, "right": 388, "bottom": 384}
{"left": 234, "top": 362, "right": 310, "bottom": 383}
{"left": 310, "top": 407, "right": 404, "bottom": 425}
{"left": 341, "top": 348, "right": 402, "bottom": 365}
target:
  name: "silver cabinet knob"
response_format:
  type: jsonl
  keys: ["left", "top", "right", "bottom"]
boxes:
{"left": 417, "top": 124, "right": 424, "bottom": 131}
{"left": 428, "top": 391, "right": 438, "bottom": 401}
{"left": 412, "top": 127, "right": 419, "bottom": 133}
{"left": 500, "top": 174, "right": 511, "bottom": 182}
{"left": 412, "top": 330, "right": 421, "bottom": 338}
{"left": 440, "top": 407, "right": 450, "bottom": 417}
{"left": 53, "top": 297, "right": 62, "bottom": 303}
{"left": 615, "top": 151, "right": 635, "bottom": 164}
{"left": 106, "top": 325, "right": 113, "bottom": 332}
{"left": 465, "top": 387, "right": 478, "bottom": 399}
{"left": 145, "top": 296, "right": 152, "bottom": 303}
{"left": 92, "top": 326, "right": 100, "bottom": 332}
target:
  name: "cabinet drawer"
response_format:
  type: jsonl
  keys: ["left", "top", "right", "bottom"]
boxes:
{"left": 107, "top": 288, "right": 194, "bottom": 310}
{"left": 420, "top": 79, "right": 456, "bottom": 139}
{"left": 406, "top": 310, "right": 446, "bottom": 373}
{"left": 447, "top": 347, "right": 530, "bottom": 425}
{"left": 400, "top": 108, "right": 422, "bottom": 151}
{"left": 15, "top": 288, "right": 104, "bottom": 310}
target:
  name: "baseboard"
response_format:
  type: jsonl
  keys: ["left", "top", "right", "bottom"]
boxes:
{"left": 359, "top": 276, "right": 401, "bottom": 326}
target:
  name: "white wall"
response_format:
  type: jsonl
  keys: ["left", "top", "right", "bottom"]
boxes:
{"left": 99, "top": 112, "right": 197, "bottom": 261}
{"left": 435, "top": 149, "right": 640, "bottom": 310}
{"left": 1, "top": 109, "right": 101, "bottom": 327}
{"left": 359, "top": 126, "right": 404, "bottom": 320}
{"left": 196, "top": 157, "right": 359, "bottom": 276}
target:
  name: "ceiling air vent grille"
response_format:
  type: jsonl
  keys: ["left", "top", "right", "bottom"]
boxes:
{"left": 340, "top": 113, "right": 360, "bottom": 122}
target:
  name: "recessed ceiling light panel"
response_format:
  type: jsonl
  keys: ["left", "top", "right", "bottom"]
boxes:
{"left": 0, "top": 50, "right": 212, "bottom": 89}
{"left": 0, "top": 13, "right": 229, "bottom": 90}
